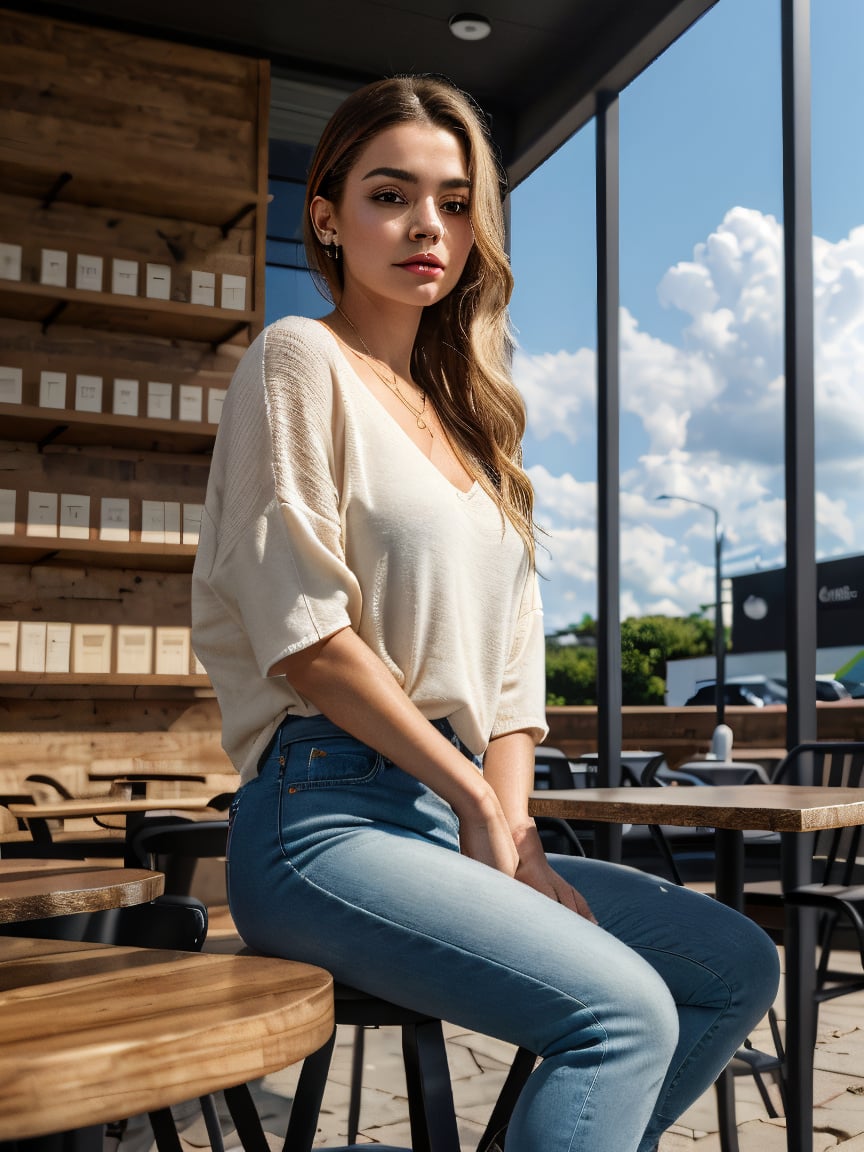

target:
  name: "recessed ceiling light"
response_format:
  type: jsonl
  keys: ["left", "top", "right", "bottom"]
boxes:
{"left": 449, "top": 13, "right": 492, "bottom": 41}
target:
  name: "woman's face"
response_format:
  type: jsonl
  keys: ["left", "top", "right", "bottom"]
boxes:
{"left": 313, "top": 121, "right": 475, "bottom": 312}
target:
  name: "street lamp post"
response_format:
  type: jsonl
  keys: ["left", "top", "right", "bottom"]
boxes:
{"left": 657, "top": 494, "right": 726, "bottom": 727}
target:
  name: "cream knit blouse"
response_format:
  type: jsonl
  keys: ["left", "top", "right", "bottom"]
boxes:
{"left": 192, "top": 315, "right": 548, "bottom": 783}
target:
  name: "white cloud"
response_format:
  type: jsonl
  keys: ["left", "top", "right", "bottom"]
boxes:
{"left": 517, "top": 207, "right": 864, "bottom": 628}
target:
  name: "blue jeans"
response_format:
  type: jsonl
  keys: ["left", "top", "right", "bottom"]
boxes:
{"left": 227, "top": 715, "right": 780, "bottom": 1152}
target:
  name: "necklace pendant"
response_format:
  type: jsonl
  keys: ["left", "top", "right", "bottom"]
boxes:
{"left": 417, "top": 416, "right": 427, "bottom": 430}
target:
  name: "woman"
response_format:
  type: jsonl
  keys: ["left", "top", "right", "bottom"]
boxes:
{"left": 192, "top": 75, "right": 779, "bottom": 1152}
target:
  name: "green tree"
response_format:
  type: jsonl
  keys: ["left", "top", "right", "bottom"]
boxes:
{"left": 545, "top": 614, "right": 714, "bottom": 705}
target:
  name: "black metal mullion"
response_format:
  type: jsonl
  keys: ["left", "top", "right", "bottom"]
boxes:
{"left": 782, "top": 0, "right": 817, "bottom": 750}
{"left": 595, "top": 91, "right": 623, "bottom": 863}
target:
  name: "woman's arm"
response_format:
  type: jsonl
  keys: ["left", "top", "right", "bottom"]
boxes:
{"left": 269, "top": 627, "right": 519, "bottom": 877}
{"left": 482, "top": 732, "right": 597, "bottom": 920}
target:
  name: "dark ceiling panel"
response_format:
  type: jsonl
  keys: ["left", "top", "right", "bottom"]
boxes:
{"left": 7, "top": 0, "right": 717, "bottom": 181}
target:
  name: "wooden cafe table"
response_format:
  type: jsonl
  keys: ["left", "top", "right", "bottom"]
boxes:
{"left": 529, "top": 783, "right": 864, "bottom": 1152}
{"left": 8, "top": 795, "right": 218, "bottom": 864}
{"left": 0, "top": 859, "right": 164, "bottom": 924}
{"left": 0, "top": 935, "right": 334, "bottom": 1145}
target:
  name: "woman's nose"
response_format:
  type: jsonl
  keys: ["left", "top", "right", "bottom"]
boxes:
{"left": 409, "top": 201, "right": 443, "bottom": 244}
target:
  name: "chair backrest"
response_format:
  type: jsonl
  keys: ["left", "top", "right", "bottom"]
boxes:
{"left": 772, "top": 742, "right": 864, "bottom": 887}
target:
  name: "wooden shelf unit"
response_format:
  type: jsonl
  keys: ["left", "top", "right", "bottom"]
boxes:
{"left": 0, "top": 8, "right": 269, "bottom": 741}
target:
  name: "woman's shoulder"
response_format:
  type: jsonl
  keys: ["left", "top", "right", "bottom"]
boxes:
{"left": 263, "top": 314, "right": 338, "bottom": 364}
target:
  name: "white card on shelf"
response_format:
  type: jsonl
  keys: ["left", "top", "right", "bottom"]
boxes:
{"left": 0, "top": 243, "right": 22, "bottom": 281}
{"left": 0, "top": 489, "right": 16, "bottom": 535}
{"left": 18, "top": 622, "right": 47, "bottom": 673}
{"left": 26, "top": 491, "right": 58, "bottom": 537}
{"left": 140, "top": 500, "right": 165, "bottom": 544}
{"left": 59, "top": 493, "right": 90, "bottom": 539}
{"left": 113, "top": 378, "right": 139, "bottom": 417}
{"left": 0, "top": 366, "right": 23, "bottom": 405}
{"left": 178, "top": 384, "right": 203, "bottom": 422}
{"left": 45, "top": 622, "right": 72, "bottom": 673}
{"left": 145, "top": 263, "right": 171, "bottom": 300}
{"left": 207, "top": 388, "right": 227, "bottom": 424}
{"left": 155, "top": 626, "right": 191, "bottom": 675}
{"left": 0, "top": 622, "right": 19, "bottom": 671}
{"left": 75, "top": 253, "right": 103, "bottom": 292}
{"left": 190, "top": 270, "right": 215, "bottom": 306}
{"left": 39, "top": 371, "right": 67, "bottom": 410}
{"left": 146, "top": 381, "right": 173, "bottom": 420}
{"left": 111, "top": 258, "right": 139, "bottom": 296}
{"left": 220, "top": 273, "right": 247, "bottom": 310}
{"left": 163, "top": 502, "right": 181, "bottom": 545}
{"left": 40, "top": 249, "right": 68, "bottom": 287}
{"left": 99, "top": 497, "right": 130, "bottom": 542}
{"left": 72, "top": 624, "right": 112, "bottom": 674}
{"left": 116, "top": 625, "right": 153, "bottom": 675}
{"left": 192, "top": 651, "right": 207, "bottom": 676}
{"left": 74, "top": 374, "right": 103, "bottom": 413}
{"left": 182, "top": 503, "right": 203, "bottom": 545}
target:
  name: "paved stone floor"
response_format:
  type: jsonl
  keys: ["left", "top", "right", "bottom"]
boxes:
{"left": 119, "top": 947, "right": 864, "bottom": 1151}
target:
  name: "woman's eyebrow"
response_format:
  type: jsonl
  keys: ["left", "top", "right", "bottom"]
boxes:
{"left": 362, "top": 165, "right": 471, "bottom": 190}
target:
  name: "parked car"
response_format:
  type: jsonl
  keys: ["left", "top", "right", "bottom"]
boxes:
{"left": 684, "top": 676, "right": 788, "bottom": 707}
{"left": 684, "top": 674, "right": 850, "bottom": 706}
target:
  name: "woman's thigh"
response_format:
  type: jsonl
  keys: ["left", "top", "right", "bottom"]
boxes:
{"left": 227, "top": 755, "right": 677, "bottom": 1059}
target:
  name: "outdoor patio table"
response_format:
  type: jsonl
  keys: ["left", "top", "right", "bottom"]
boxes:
{"left": 528, "top": 783, "right": 864, "bottom": 1152}
{"left": 8, "top": 796, "right": 216, "bottom": 864}
{"left": 0, "top": 935, "right": 334, "bottom": 1144}
{"left": 0, "top": 859, "right": 164, "bottom": 924}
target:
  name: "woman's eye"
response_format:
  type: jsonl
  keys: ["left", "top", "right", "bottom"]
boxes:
{"left": 442, "top": 200, "right": 469, "bottom": 215}
{"left": 372, "top": 189, "right": 406, "bottom": 204}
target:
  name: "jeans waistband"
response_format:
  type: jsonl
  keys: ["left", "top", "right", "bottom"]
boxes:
{"left": 262, "top": 713, "right": 466, "bottom": 768}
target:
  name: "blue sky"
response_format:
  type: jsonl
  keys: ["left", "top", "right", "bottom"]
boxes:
{"left": 508, "top": 0, "right": 864, "bottom": 632}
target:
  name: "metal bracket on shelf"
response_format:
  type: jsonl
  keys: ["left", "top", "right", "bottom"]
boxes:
{"left": 41, "top": 300, "right": 68, "bottom": 333}
{"left": 42, "top": 171, "right": 73, "bottom": 210}
{"left": 220, "top": 202, "right": 257, "bottom": 238}
{"left": 37, "top": 424, "right": 69, "bottom": 453}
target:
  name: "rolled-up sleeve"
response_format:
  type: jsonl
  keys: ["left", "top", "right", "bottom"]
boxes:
{"left": 490, "top": 570, "right": 548, "bottom": 744}
{"left": 196, "top": 322, "right": 362, "bottom": 680}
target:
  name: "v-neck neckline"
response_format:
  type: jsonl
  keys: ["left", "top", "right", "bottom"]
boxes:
{"left": 316, "top": 320, "right": 479, "bottom": 497}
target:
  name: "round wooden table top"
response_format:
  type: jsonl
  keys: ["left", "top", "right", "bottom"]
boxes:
{"left": 0, "top": 861, "right": 164, "bottom": 924}
{"left": 0, "top": 936, "right": 334, "bottom": 1140}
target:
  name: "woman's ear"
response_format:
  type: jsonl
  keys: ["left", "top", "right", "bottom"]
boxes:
{"left": 310, "top": 196, "right": 337, "bottom": 244}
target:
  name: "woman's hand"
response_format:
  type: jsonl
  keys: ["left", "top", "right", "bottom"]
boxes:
{"left": 456, "top": 793, "right": 521, "bottom": 876}
{"left": 512, "top": 823, "right": 597, "bottom": 922}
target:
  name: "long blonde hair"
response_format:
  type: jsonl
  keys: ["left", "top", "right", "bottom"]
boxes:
{"left": 303, "top": 75, "right": 536, "bottom": 559}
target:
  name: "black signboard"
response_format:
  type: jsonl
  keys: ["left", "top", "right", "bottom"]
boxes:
{"left": 731, "top": 554, "right": 864, "bottom": 653}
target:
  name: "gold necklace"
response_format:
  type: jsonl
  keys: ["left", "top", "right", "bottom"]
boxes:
{"left": 335, "top": 306, "right": 432, "bottom": 436}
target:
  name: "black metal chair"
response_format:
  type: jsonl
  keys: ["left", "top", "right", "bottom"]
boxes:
{"left": 745, "top": 742, "right": 864, "bottom": 1006}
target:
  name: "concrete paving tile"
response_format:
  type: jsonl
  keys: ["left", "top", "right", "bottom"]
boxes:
{"left": 448, "top": 1030, "right": 520, "bottom": 1069}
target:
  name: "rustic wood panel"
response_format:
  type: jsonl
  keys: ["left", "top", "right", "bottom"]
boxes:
{"left": 0, "top": 11, "right": 266, "bottom": 224}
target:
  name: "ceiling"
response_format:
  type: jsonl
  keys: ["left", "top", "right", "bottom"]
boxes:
{"left": 13, "top": 0, "right": 717, "bottom": 185}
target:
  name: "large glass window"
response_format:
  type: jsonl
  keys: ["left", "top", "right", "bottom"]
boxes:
{"left": 811, "top": 0, "right": 864, "bottom": 576}
{"left": 265, "top": 77, "right": 351, "bottom": 324}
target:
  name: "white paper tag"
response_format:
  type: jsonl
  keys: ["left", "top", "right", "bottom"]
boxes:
{"left": 99, "top": 497, "right": 130, "bottom": 542}
{"left": 190, "top": 270, "right": 216, "bottom": 306}
{"left": 220, "top": 273, "right": 247, "bottom": 310}
{"left": 146, "top": 263, "right": 171, "bottom": 300}
{"left": 113, "top": 378, "right": 139, "bottom": 417}
{"left": 59, "top": 493, "right": 90, "bottom": 539}
{"left": 112, "top": 258, "right": 139, "bottom": 296}
{"left": 39, "top": 371, "right": 67, "bottom": 410}
{"left": 75, "top": 254, "right": 104, "bottom": 292}
{"left": 26, "top": 491, "right": 58, "bottom": 537}
{"left": 74, "top": 374, "right": 103, "bottom": 413}
{"left": 0, "top": 366, "right": 23, "bottom": 405}
{"left": 40, "top": 249, "right": 68, "bottom": 287}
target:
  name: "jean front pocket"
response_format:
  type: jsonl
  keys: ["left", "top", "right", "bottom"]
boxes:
{"left": 282, "top": 734, "right": 384, "bottom": 793}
